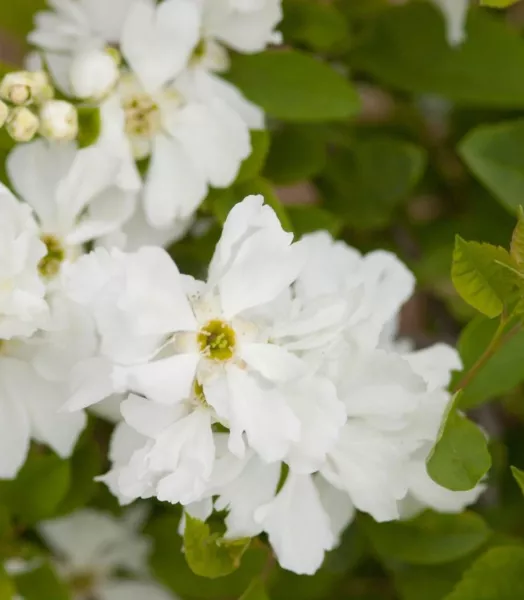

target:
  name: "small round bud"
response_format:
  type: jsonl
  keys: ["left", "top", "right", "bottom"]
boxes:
{"left": 0, "top": 100, "right": 8, "bottom": 127}
{"left": 39, "top": 100, "right": 78, "bottom": 142}
{"left": 6, "top": 107, "right": 39, "bottom": 142}
{"left": 0, "top": 71, "right": 52, "bottom": 106}
{"left": 70, "top": 48, "right": 120, "bottom": 100}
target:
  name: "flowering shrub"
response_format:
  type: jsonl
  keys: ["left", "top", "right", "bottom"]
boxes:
{"left": 0, "top": 0, "right": 524, "bottom": 598}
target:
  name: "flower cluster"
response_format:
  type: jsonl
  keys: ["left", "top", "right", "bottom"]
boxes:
{"left": 0, "top": 0, "right": 483, "bottom": 583}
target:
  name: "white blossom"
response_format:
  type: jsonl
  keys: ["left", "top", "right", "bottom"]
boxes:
{"left": 39, "top": 99, "right": 78, "bottom": 142}
{"left": 0, "top": 184, "right": 48, "bottom": 339}
{"left": 6, "top": 107, "right": 40, "bottom": 142}
{"left": 70, "top": 48, "right": 120, "bottom": 99}
{"left": 39, "top": 508, "right": 176, "bottom": 600}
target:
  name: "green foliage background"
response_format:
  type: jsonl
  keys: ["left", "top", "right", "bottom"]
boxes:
{"left": 5, "top": 0, "right": 524, "bottom": 598}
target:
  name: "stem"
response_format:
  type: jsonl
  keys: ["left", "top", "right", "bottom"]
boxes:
{"left": 453, "top": 318, "right": 522, "bottom": 393}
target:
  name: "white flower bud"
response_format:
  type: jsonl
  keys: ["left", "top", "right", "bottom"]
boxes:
{"left": 39, "top": 100, "right": 78, "bottom": 142}
{"left": 6, "top": 107, "right": 39, "bottom": 142}
{"left": 0, "top": 100, "right": 8, "bottom": 127}
{"left": 0, "top": 71, "right": 53, "bottom": 105}
{"left": 70, "top": 49, "right": 120, "bottom": 100}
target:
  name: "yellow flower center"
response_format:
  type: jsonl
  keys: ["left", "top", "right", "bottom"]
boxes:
{"left": 197, "top": 319, "right": 236, "bottom": 361}
{"left": 123, "top": 93, "right": 160, "bottom": 138}
{"left": 38, "top": 234, "right": 65, "bottom": 278}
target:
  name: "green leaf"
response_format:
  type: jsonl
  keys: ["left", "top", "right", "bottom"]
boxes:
{"left": 427, "top": 392, "right": 491, "bottom": 492}
{"left": 510, "top": 466, "right": 524, "bottom": 496}
{"left": 184, "top": 516, "right": 251, "bottom": 579}
{"left": 56, "top": 434, "right": 102, "bottom": 514}
{"left": 264, "top": 126, "right": 326, "bottom": 184}
{"left": 480, "top": 0, "right": 519, "bottom": 6}
{"left": 149, "top": 516, "right": 266, "bottom": 599}
{"left": 236, "top": 130, "right": 270, "bottom": 184}
{"left": 444, "top": 547, "right": 524, "bottom": 599}
{"left": 226, "top": 50, "right": 360, "bottom": 122}
{"left": 287, "top": 205, "right": 343, "bottom": 238}
{"left": 240, "top": 579, "right": 270, "bottom": 600}
{"left": 0, "top": 454, "right": 70, "bottom": 524}
{"left": 459, "top": 120, "right": 524, "bottom": 215}
{"left": 320, "top": 136, "right": 426, "bottom": 229}
{"left": 0, "top": 566, "right": 15, "bottom": 600}
{"left": 451, "top": 237, "right": 517, "bottom": 317}
{"left": 394, "top": 561, "right": 472, "bottom": 600}
{"left": 14, "top": 562, "right": 71, "bottom": 600}
{"left": 76, "top": 106, "right": 101, "bottom": 148}
{"left": 361, "top": 511, "right": 491, "bottom": 566}
{"left": 454, "top": 316, "right": 524, "bottom": 409}
{"left": 280, "top": 0, "right": 351, "bottom": 52}
{"left": 352, "top": 3, "right": 524, "bottom": 107}
{"left": 510, "top": 206, "right": 524, "bottom": 266}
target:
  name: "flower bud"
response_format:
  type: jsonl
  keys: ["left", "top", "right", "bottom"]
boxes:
{"left": 0, "top": 70, "right": 52, "bottom": 106}
{"left": 0, "top": 100, "right": 8, "bottom": 127}
{"left": 39, "top": 100, "right": 78, "bottom": 142}
{"left": 6, "top": 107, "right": 39, "bottom": 142}
{"left": 70, "top": 48, "right": 120, "bottom": 100}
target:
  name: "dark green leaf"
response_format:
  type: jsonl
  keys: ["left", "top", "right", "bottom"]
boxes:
{"left": 460, "top": 120, "right": 524, "bottom": 215}
{"left": 427, "top": 392, "right": 491, "bottom": 492}
{"left": 287, "top": 204, "right": 343, "bottom": 238}
{"left": 321, "top": 136, "right": 426, "bottom": 229}
{"left": 0, "top": 454, "right": 70, "bottom": 524}
{"left": 227, "top": 50, "right": 360, "bottom": 122}
{"left": 0, "top": 566, "right": 15, "bottom": 600}
{"left": 184, "top": 515, "right": 251, "bottom": 579}
{"left": 444, "top": 547, "right": 524, "bottom": 599}
{"left": 2, "top": 0, "right": 46, "bottom": 38}
{"left": 236, "top": 130, "right": 270, "bottom": 184}
{"left": 361, "top": 510, "right": 491, "bottom": 565}
{"left": 281, "top": 0, "right": 351, "bottom": 52}
{"left": 352, "top": 4, "right": 524, "bottom": 107}
{"left": 14, "top": 562, "right": 71, "bottom": 600}
{"left": 451, "top": 237, "right": 517, "bottom": 318}
{"left": 265, "top": 125, "right": 326, "bottom": 184}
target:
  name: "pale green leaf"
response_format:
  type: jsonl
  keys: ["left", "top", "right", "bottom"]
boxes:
{"left": 451, "top": 236, "right": 516, "bottom": 317}
{"left": 444, "top": 547, "right": 524, "bottom": 599}
{"left": 427, "top": 392, "right": 491, "bottom": 491}
{"left": 480, "top": 0, "right": 519, "bottom": 7}
{"left": 361, "top": 511, "right": 491, "bottom": 565}
{"left": 511, "top": 206, "right": 524, "bottom": 266}
{"left": 184, "top": 515, "right": 251, "bottom": 579}
{"left": 510, "top": 466, "right": 524, "bottom": 496}
{"left": 226, "top": 50, "right": 360, "bottom": 122}
{"left": 0, "top": 566, "right": 15, "bottom": 600}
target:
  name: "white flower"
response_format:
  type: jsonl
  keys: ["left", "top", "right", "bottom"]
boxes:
{"left": 0, "top": 184, "right": 48, "bottom": 339}
{"left": 0, "top": 290, "right": 97, "bottom": 480}
{"left": 70, "top": 48, "right": 120, "bottom": 99}
{"left": 39, "top": 508, "right": 176, "bottom": 600}
{"left": 431, "top": 0, "right": 469, "bottom": 46}
{"left": 66, "top": 196, "right": 349, "bottom": 510}
{"left": 6, "top": 139, "right": 135, "bottom": 283}
{"left": 0, "top": 70, "right": 52, "bottom": 105}
{"left": 39, "top": 99, "right": 78, "bottom": 142}
{"left": 200, "top": 0, "right": 283, "bottom": 55}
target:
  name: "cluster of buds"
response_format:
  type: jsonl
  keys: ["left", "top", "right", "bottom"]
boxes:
{"left": 0, "top": 71, "right": 78, "bottom": 143}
